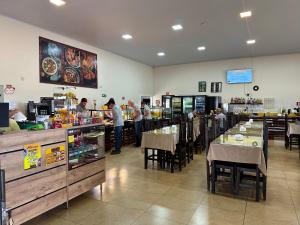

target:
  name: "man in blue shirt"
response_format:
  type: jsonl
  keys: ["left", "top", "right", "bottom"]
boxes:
{"left": 107, "top": 98, "right": 124, "bottom": 155}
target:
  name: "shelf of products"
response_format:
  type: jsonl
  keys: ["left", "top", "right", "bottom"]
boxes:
{"left": 183, "top": 97, "right": 193, "bottom": 114}
{"left": 89, "top": 105, "right": 134, "bottom": 122}
{"left": 230, "top": 97, "right": 263, "bottom": 104}
{"left": 195, "top": 96, "right": 206, "bottom": 114}
{"left": 67, "top": 124, "right": 105, "bottom": 170}
{"left": 53, "top": 87, "right": 78, "bottom": 127}
{"left": 151, "top": 106, "right": 163, "bottom": 119}
{"left": 172, "top": 97, "right": 182, "bottom": 117}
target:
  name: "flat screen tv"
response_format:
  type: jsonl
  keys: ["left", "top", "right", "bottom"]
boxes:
{"left": 226, "top": 69, "right": 253, "bottom": 84}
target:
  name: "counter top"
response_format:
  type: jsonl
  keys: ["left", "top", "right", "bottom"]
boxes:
{"left": 0, "top": 128, "right": 66, "bottom": 153}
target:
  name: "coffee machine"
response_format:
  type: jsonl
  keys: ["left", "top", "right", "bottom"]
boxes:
{"left": 27, "top": 101, "right": 52, "bottom": 123}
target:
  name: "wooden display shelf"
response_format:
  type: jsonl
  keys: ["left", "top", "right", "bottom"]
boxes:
{"left": 68, "top": 158, "right": 105, "bottom": 185}
{"left": 0, "top": 126, "right": 106, "bottom": 225}
{"left": 68, "top": 171, "right": 105, "bottom": 200}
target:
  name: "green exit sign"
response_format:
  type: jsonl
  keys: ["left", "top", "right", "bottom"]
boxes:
{"left": 102, "top": 94, "right": 107, "bottom": 98}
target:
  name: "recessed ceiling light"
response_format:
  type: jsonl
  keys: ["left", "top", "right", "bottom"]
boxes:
{"left": 240, "top": 11, "right": 252, "bottom": 18}
{"left": 122, "top": 34, "right": 133, "bottom": 40}
{"left": 157, "top": 52, "right": 165, "bottom": 57}
{"left": 49, "top": 0, "right": 66, "bottom": 7}
{"left": 172, "top": 24, "right": 183, "bottom": 31}
{"left": 247, "top": 39, "right": 256, "bottom": 45}
{"left": 197, "top": 46, "right": 206, "bottom": 51}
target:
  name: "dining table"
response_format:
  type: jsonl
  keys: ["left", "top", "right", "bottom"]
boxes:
{"left": 206, "top": 121, "right": 267, "bottom": 200}
{"left": 142, "top": 125, "right": 179, "bottom": 172}
{"left": 225, "top": 126, "right": 263, "bottom": 137}
{"left": 207, "top": 134, "right": 267, "bottom": 176}
{"left": 287, "top": 122, "right": 300, "bottom": 137}
{"left": 286, "top": 122, "right": 300, "bottom": 153}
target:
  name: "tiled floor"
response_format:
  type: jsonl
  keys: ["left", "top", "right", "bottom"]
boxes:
{"left": 25, "top": 141, "right": 300, "bottom": 225}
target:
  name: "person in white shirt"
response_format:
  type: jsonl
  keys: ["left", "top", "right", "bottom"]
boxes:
{"left": 188, "top": 110, "right": 197, "bottom": 120}
{"left": 215, "top": 108, "right": 226, "bottom": 130}
{"left": 128, "top": 100, "right": 143, "bottom": 147}
{"left": 141, "top": 101, "right": 152, "bottom": 131}
{"left": 107, "top": 98, "right": 124, "bottom": 155}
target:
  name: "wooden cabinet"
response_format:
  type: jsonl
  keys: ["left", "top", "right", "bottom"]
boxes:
{"left": 68, "top": 171, "right": 105, "bottom": 200}
{"left": 0, "top": 125, "right": 106, "bottom": 225}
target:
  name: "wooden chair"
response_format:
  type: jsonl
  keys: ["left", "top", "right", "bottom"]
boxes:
{"left": 168, "top": 120, "right": 187, "bottom": 172}
{"left": 235, "top": 121, "right": 268, "bottom": 201}
{"left": 204, "top": 122, "right": 211, "bottom": 191}
{"left": 210, "top": 117, "right": 235, "bottom": 194}
{"left": 186, "top": 119, "right": 194, "bottom": 163}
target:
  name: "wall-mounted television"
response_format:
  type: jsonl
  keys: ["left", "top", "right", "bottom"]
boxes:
{"left": 226, "top": 69, "right": 253, "bottom": 84}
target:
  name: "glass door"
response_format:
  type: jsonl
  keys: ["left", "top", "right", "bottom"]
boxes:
{"left": 172, "top": 97, "right": 182, "bottom": 117}
{"left": 182, "top": 97, "right": 193, "bottom": 114}
{"left": 162, "top": 95, "right": 172, "bottom": 119}
{"left": 195, "top": 96, "right": 206, "bottom": 114}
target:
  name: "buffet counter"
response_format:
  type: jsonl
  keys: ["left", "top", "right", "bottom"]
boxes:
{"left": 0, "top": 124, "right": 106, "bottom": 225}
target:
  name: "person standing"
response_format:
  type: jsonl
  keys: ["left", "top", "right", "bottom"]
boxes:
{"left": 128, "top": 100, "right": 143, "bottom": 147}
{"left": 107, "top": 98, "right": 124, "bottom": 155}
{"left": 76, "top": 98, "right": 88, "bottom": 113}
{"left": 215, "top": 108, "right": 226, "bottom": 131}
{"left": 141, "top": 101, "right": 152, "bottom": 131}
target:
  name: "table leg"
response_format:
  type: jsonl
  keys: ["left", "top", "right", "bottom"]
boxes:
{"left": 256, "top": 166, "right": 260, "bottom": 202}
{"left": 206, "top": 160, "right": 210, "bottom": 191}
{"left": 171, "top": 154, "right": 175, "bottom": 173}
{"left": 263, "top": 175, "right": 267, "bottom": 200}
{"left": 144, "top": 148, "right": 148, "bottom": 169}
{"left": 211, "top": 161, "right": 216, "bottom": 193}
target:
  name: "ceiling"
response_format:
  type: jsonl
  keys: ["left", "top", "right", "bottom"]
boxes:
{"left": 0, "top": 0, "right": 300, "bottom": 67}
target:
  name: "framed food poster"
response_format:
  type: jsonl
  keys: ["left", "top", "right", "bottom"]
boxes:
{"left": 39, "top": 37, "right": 98, "bottom": 88}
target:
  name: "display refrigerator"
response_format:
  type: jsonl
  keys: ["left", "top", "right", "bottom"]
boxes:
{"left": 172, "top": 96, "right": 182, "bottom": 118}
{"left": 182, "top": 96, "right": 194, "bottom": 114}
{"left": 162, "top": 95, "right": 173, "bottom": 119}
{"left": 194, "top": 95, "right": 206, "bottom": 114}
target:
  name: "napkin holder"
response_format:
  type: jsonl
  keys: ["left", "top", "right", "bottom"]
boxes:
{"left": 245, "top": 121, "right": 252, "bottom": 128}
{"left": 234, "top": 134, "right": 244, "bottom": 141}
{"left": 239, "top": 126, "right": 247, "bottom": 132}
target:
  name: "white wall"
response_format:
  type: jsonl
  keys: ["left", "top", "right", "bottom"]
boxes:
{"left": 0, "top": 15, "right": 153, "bottom": 111}
{"left": 153, "top": 54, "right": 300, "bottom": 111}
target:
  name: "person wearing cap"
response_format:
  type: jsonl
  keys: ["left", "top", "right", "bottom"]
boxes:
{"left": 128, "top": 100, "right": 143, "bottom": 147}
{"left": 107, "top": 98, "right": 124, "bottom": 154}
{"left": 76, "top": 98, "right": 88, "bottom": 113}
{"left": 141, "top": 101, "right": 152, "bottom": 131}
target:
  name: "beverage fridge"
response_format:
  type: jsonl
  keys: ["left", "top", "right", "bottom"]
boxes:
{"left": 194, "top": 95, "right": 206, "bottom": 114}
{"left": 171, "top": 96, "right": 182, "bottom": 118}
{"left": 162, "top": 95, "right": 173, "bottom": 119}
{"left": 182, "top": 96, "right": 194, "bottom": 114}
